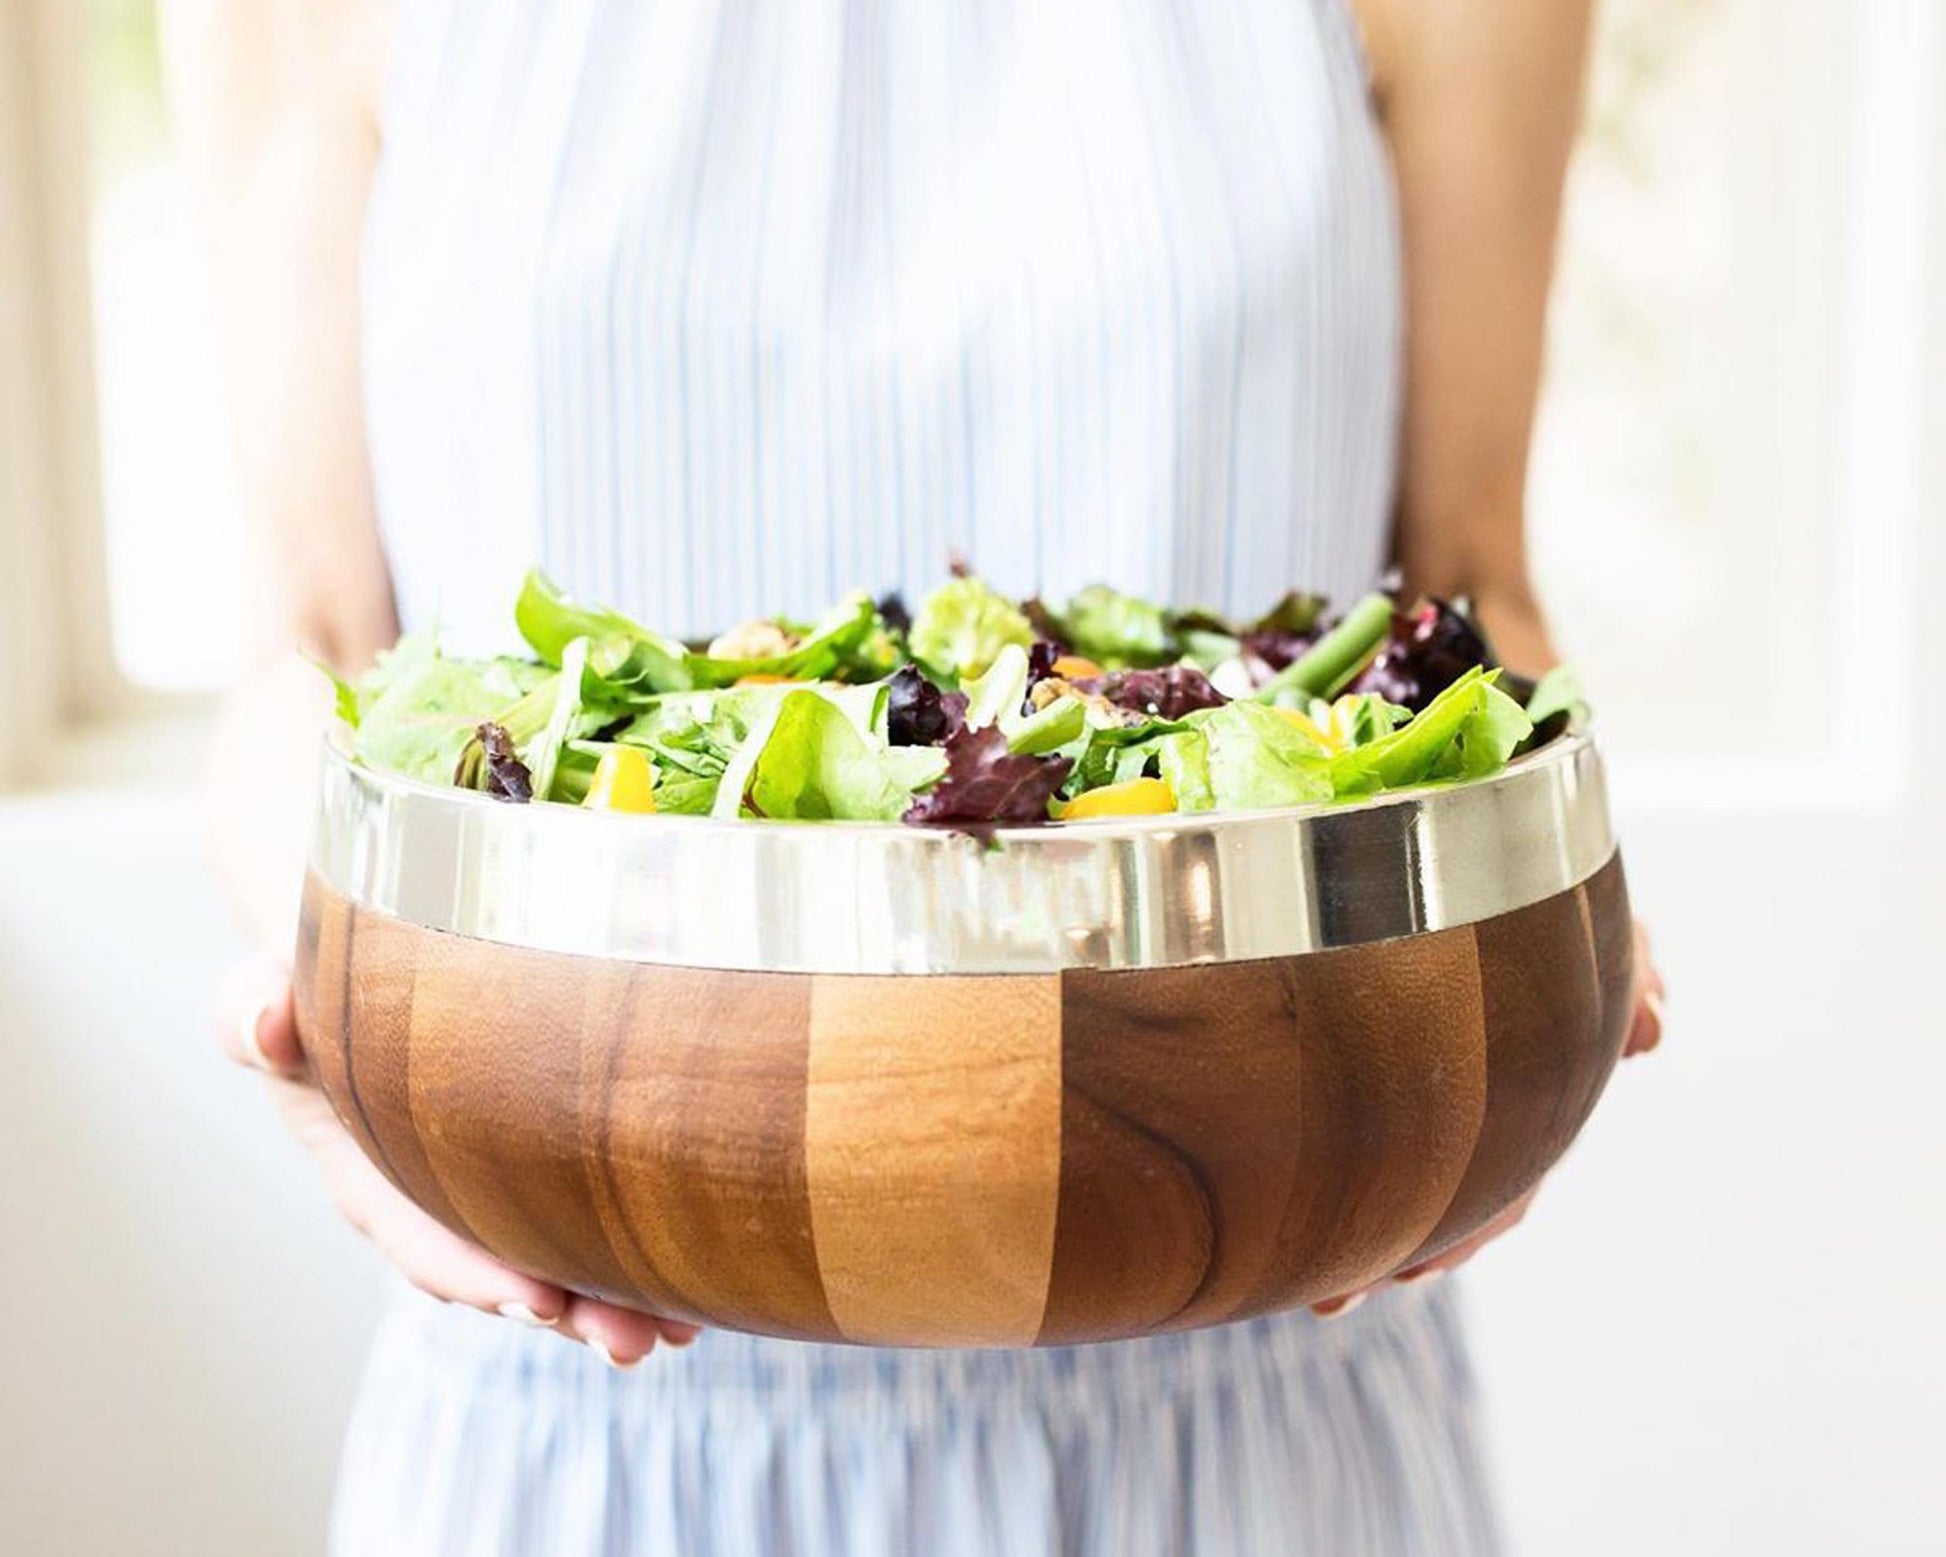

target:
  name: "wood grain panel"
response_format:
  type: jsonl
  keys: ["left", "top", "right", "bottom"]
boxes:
{"left": 297, "top": 855, "right": 1630, "bottom": 1348}
{"left": 318, "top": 899, "right": 838, "bottom": 1336}
{"left": 1243, "top": 926, "right": 1489, "bottom": 1308}
{"left": 1038, "top": 960, "right": 1298, "bottom": 1341}
{"left": 1039, "top": 927, "right": 1490, "bottom": 1343}
{"left": 806, "top": 975, "right": 1064, "bottom": 1346}
{"left": 400, "top": 933, "right": 644, "bottom": 1304}
{"left": 335, "top": 907, "right": 473, "bottom": 1235}
{"left": 1404, "top": 883, "right": 1605, "bottom": 1264}
{"left": 294, "top": 879, "right": 362, "bottom": 1153}
{"left": 1584, "top": 852, "right": 1637, "bottom": 1059}
{"left": 294, "top": 877, "right": 463, "bottom": 1231}
{"left": 581, "top": 960, "right": 837, "bottom": 1339}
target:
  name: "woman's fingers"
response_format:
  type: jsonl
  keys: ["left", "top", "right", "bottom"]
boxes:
{"left": 1627, "top": 989, "right": 1665, "bottom": 1056}
{"left": 1309, "top": 1288, "right": 1375, "bottom": 1320}
{"left": 1318, "top": 925, "right": 1668, "bottom": 1313}
{"left": 1391, "top": 1185, "right": 1537, "bottom": 1285}
{"left": 275, "top": 1081, "right": 708, "bottom": 1350}
{"left": 557, "top": 1296, "right": 695, "bottom": 1367}
{"left": 215, "top": 958, "right": 306, "bottom": 1076}
{"left": 225, "top": 957, "right": 707, "bottom": 1352}
{"left": 264, "top": 1077, "right": 573, "bottom": 1324}
{"left": 1623, "top": 920, "right": 1667, "bottom": 1057}
{"left": 1312, "top": 1171, "right": 1544, "bottom": 1312}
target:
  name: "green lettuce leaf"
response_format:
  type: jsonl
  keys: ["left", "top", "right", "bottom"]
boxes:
{"left": 1524, "top": 665, "right": 1586, "bottom": 728}
{"left": 1302, "top": 693, "right": 1411, "bottom": 749}
{"left": 610, "top": 683, "right": 876, "bottom": 815}
{"left": 620, "top": 680, "right": 885, "bottom": 751}
{"left": 718, "top": 688, "right": 923, "bottom": 822}
{"left": 1446, "top": 677, "right": 1534, "bottom": 780}
{"left": 1155, "top": 729, "right": 1215, "bottom": 812}
{"left": 1056, "top": 584, "right": 1174, "bottom": 668}
{"left": 1060, "top": 709, "right": 1196, "bottom": 795}
{"left": 687, "top": 592, "right": 879, "bottom": 688}
{"left": 883, "top": 745, "right": 953, "bottom": 792}
{"left": 352, "top": 636, "right": 544, "bottom": 786}
{"left": 311, "top": 656, "right": 363, "bottom": 728}
{"left": 834, "top": 603, "right": 907, "bottom": 683}
{"left": 962, "top": 643, "right": 1032, "bottom": 731}
{"left": 516, "top": 571, "right": 691, "bottom": 688}
{"left": 959, "top": 646, "right": 1092, "bottom": 757}
{"left": 1326, "top": 667, "right": 1532, "bottom": 796}
{"left": 451, "top": 637, "right": 623, "bottom": 796}
{"left": 1194, "top": 700, "right": 1335, "bottom": 811}
{"left": 1008, "top": 694, "right": 1088, "bottom": 756}
{"left": 517, "top": 569, "right": 878, "bottom": 695}
{"left": 633, "top": 716, "right": 739, "bottom": 814}
{"left": 524, "top": 637, "right": 590, "bottom": 801}
{"left": 907, "top": 577, "right": 1034, "bottom": 680}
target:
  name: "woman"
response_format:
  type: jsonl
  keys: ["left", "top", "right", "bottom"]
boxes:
{"left": 179, "top": 0, "right": 1664, "bottom": 1551}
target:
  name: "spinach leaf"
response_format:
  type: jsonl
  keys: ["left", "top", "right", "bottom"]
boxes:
{"left": 518, "top": 569, "right": 878, "bottom": 695}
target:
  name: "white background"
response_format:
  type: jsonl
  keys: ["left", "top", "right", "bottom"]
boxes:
{"left": 3, "top": 0, "right": 1944, "bottom": 1552}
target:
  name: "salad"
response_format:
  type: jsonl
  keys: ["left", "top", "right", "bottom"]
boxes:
{"left": 324, "top": 569, "right": 1582, "bottom": 832}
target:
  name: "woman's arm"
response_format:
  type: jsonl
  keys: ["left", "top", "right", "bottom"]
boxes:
{"left": 165, "top": 0, "right": 691, "bottom": 1360}
{"left": 1315, "top": 0, "right": 1664, "bottom": 1304}
{"left": 1355, "top": 0, "right": 1594, "bottom": 674}
{"left": 163, "top": 0, "right": 397, "bottom": 950}
{"left": 162, "top": 0, "right": 396, "bottom": 672}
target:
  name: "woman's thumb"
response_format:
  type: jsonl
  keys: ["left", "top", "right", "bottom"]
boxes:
{"left": 216, "top": 959, "right": 306, "bottom": 1076}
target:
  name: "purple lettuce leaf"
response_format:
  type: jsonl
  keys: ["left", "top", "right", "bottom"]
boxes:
{"left": 902, "top": 725, "right": 1073, "bottom": 835}
{"left": 1350, "top": 599, "right": 1496, "bottom": 712}
{"left": 884, "top": 664, "right": 968, "bottom": 747}
{"left": 474, "top": 721, "right": 534, "bottom": 803}
{"left": 1023, "top": 639, "right": 1063, "bottom": 714}
{"left": 1238, "top": 591, "right": 1328, "bottom": 673}
{"left": 1074, "top": 665, "right": 1230, "bottom": 721}
{"left": 1020, "top": 599, "right": 1068, "bottom": 648}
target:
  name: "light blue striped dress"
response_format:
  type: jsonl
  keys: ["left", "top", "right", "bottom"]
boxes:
{"left": 345, "top": 1, "right": 1504, "bottom": 1552}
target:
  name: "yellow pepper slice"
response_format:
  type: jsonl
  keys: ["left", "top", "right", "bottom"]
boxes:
{"left": 1059, "top": 777, "right": 1177, "bottom": 821}
{"left": 1326, "top": 694, "right": 1374, "bottom": 749}
{"left": 1273, "top": 705, "right": 1343, "bottom": 755}
{"left": 583, "top": 746, "right": 658, "bottom": 814}
{"left": 1050, "top": 654, "right": 1106, "bottom": 681}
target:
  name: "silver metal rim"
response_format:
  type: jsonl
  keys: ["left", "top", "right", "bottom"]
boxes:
{"left": 310, "top": 730, "right": 1616, "bottom": 974}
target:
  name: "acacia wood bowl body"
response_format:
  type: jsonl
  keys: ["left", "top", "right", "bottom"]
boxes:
{"left": 295, "top": 732, "right": 1630, "bottom": 1348}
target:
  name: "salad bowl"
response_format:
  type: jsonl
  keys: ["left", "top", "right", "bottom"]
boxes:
{"left": 295, "top": 727, "right": 1631, "bottom": 1348}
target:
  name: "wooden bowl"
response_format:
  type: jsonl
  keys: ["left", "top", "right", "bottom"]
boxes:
{"left": 295, "top": 733, "right": 1630, "bottom": 1347}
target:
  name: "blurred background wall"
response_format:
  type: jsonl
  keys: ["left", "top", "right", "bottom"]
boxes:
{"left": 2, "top": 0, "right": 1942, "bottom": 1552}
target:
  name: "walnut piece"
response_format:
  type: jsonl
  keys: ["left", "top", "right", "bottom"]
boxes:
{"left": 707, "top": 619, "right": 798, "bottom": 661}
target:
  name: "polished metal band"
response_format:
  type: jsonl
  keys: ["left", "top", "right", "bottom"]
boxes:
{"left": 310, "top": 730, "right": 1616, "bottom": 974}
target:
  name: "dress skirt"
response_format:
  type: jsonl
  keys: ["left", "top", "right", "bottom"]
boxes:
{"left": 331, "top": 1281, "right": 1501, "bottom": 1557}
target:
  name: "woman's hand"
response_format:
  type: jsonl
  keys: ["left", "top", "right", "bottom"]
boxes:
{"left": 216, "top": 957, "right": 701, "bottom": 1366}
{"left": 1312, "top": 919, "right": 1666, "bottom": 1316}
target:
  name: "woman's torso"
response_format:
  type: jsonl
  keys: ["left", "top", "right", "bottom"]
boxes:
{"left": 362, "top": 0, "right": 1401, "bottom": 647}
